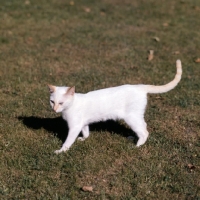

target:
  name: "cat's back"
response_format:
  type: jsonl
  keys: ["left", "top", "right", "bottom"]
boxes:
{"left": 73, "top": 84, "right": 147, "bottom": 123}
{"left": 85, "top": 84, "right": 145, "bottom": 98}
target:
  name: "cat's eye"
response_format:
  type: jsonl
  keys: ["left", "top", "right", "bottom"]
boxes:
{"left": 59, "top": 102, "right": 63, "bottom": 105}
{"left": 50, "top": 100, "right": 54, "bottom": 104}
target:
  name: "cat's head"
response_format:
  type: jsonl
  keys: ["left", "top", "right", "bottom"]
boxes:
{"left": 48, "top": 85, "right": 75, "bottom": 113}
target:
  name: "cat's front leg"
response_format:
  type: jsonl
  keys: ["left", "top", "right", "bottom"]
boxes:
{"left": 78, "top": 125, "right": 89, "bottom": 141}
{"left": 55, "top": 126, "right": 81, "bottom": 154}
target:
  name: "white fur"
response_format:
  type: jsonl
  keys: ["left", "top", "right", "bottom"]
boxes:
{"left": 48, "top": 60, "right": 182, "bottom": 154}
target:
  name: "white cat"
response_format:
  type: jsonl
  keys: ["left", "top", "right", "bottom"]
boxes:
{"left": 48, "top": 60, "right": 182, "bottom": 154}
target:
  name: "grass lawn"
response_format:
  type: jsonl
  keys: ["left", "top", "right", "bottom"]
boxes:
{"left": 0, "top": 0, "right": 199, "bottom": 199}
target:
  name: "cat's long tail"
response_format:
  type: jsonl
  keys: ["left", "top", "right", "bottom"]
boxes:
{"left": 144, "top": 60, "right": 182, "bottom": 94}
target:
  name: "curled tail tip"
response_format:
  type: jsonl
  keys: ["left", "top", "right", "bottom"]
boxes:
{"left": 176, "top": 59, "right": 182, "bottom": 67}
{"left": 176, "top": 59, "right": 182, "bottom": 74}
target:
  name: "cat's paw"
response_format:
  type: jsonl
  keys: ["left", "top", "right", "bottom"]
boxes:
{"left": 77, "top": 137, "right": 86, "bottom": 141}
{"left": 136, "top": 137, "right": 147, "bottom": 147}
{"left": 54, "top": 147, "right": 69, "bottom": 154}
{"left": 54, "top": 149, "right": 62, "bottom": 154}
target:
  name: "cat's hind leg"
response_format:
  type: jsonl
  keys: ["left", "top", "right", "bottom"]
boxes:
{"left": 136, "top": 128, "right": 149, "bottom": 147}
{"left": 78, "top": 125, "right": 89, "bottom": 141}
{"left": 125, "top": 116, "right": 149, "bottom": 147}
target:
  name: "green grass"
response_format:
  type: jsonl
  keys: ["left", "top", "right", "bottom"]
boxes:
{"left": 0, "top": 0, "right": 200, "bottom": 199}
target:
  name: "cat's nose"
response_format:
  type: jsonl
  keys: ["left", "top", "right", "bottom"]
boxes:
{"left": 53, "top": 104, "right": 59, "bottom": 112}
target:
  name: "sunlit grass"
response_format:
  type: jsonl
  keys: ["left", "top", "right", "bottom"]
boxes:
{"left": 0, "top": 0, "right": 199, "bottom": 199}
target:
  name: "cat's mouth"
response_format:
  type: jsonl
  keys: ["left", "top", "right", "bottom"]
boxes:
{"left": 54, "top": 110, "right": 60, "bottom": 113}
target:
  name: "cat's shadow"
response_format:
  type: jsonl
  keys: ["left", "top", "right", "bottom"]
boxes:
{"left": 18, "top": 116, "right": 137, "bottom": 143}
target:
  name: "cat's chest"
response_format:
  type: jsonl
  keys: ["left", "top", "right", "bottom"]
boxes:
{"left": 62, "top": 111, "right": 69, "bottom": 121}
{"left": 61, "top": 108, "right": 76, "bottom": 121}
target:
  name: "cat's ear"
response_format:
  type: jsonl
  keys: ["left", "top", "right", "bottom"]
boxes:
{"left": 66, "top": 86, "right": 75, "bottom": 96}
{"left": 48, "top": 84, "right": 56, "bottom": 93}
